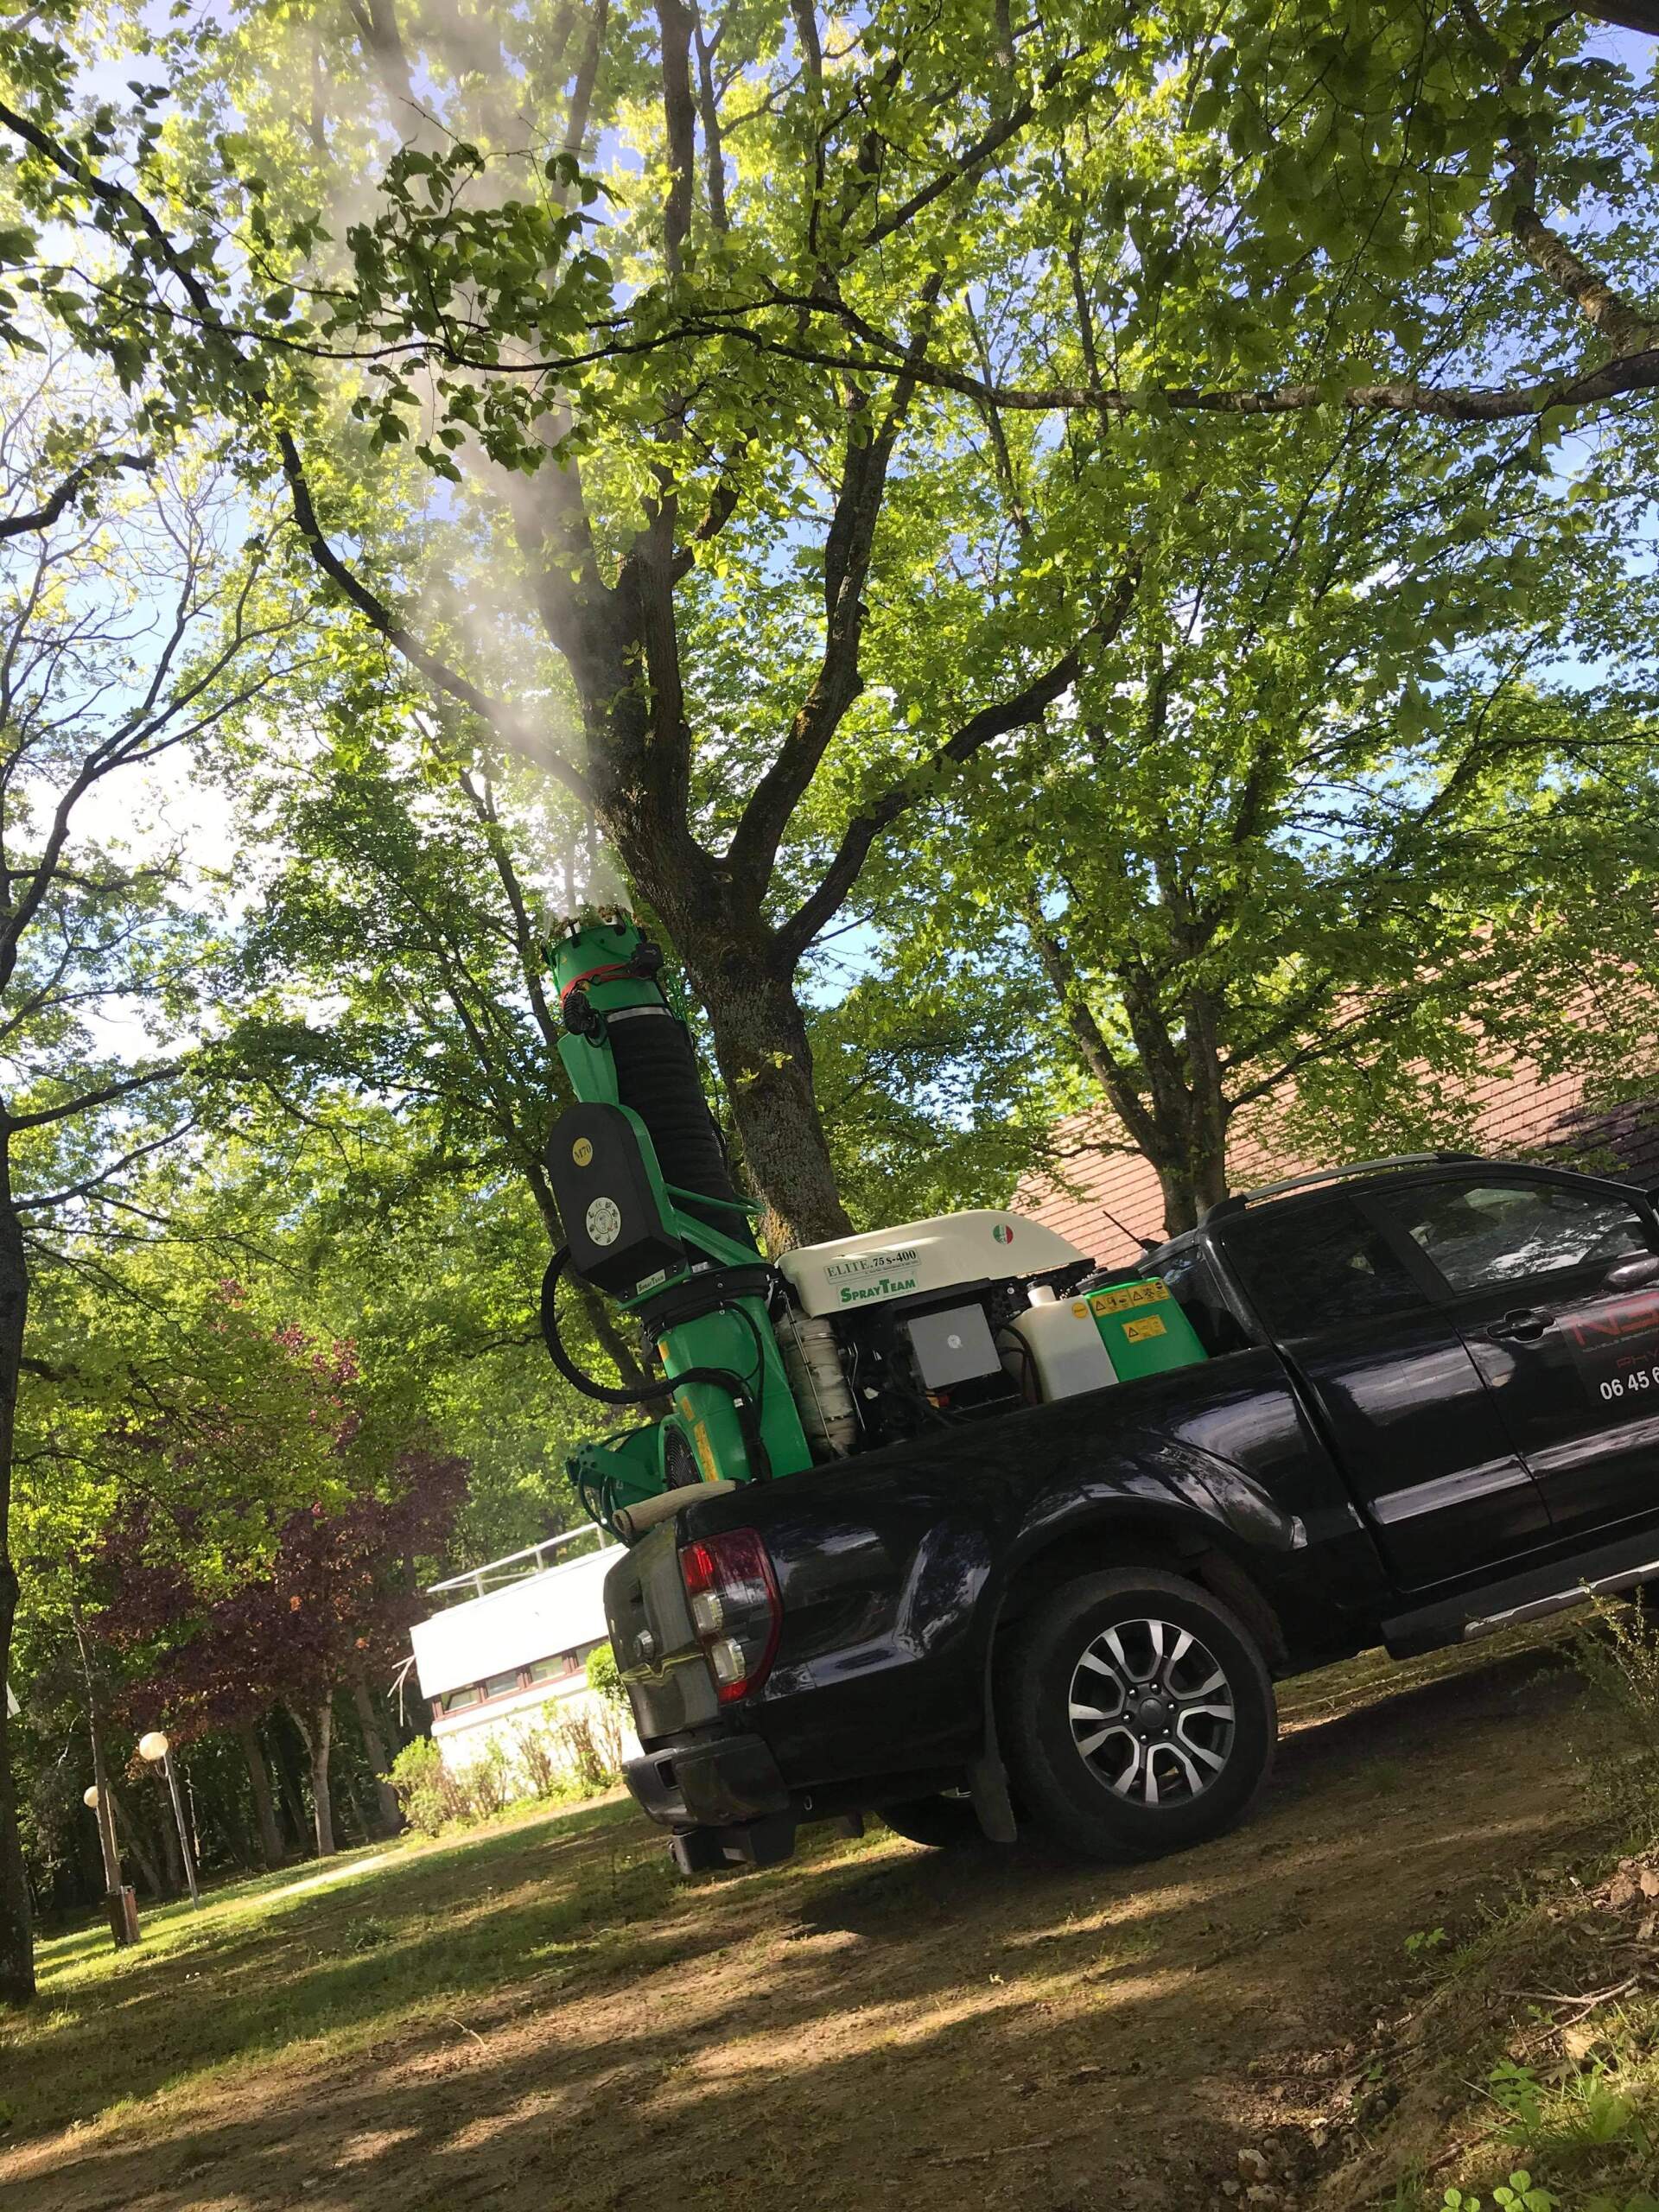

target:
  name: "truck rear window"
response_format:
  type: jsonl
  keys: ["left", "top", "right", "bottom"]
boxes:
{"left": 1223, "top": 1195, "right": 1425, "bottom": 1338}
{"left": 1145, "top": 1244, "right": 1250, "bottom": 1355}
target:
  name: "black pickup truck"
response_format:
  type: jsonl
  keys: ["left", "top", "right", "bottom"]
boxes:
{"left": 604, "top": 1154, "right": 1659, "bottom": 1872}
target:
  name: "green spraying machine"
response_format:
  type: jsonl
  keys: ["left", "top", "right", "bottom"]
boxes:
{"left": 538, "top": 915, "right": 1210, "bottom": 1538}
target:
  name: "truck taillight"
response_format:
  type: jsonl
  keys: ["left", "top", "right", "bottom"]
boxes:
{"left": 679, "top": 1529, "right": 782, "bottom": 1704}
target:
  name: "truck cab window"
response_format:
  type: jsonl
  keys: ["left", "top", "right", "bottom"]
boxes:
{"left": 1223, "top": 1195, "right": 1426, "bottom": 1337}
{"left": 1386, "top": 1179, "right": 1650, "bottom": 1295}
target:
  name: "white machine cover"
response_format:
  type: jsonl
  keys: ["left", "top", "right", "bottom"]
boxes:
{"left": 778, "top": 1209, "right": 1088, "bottom": 1318}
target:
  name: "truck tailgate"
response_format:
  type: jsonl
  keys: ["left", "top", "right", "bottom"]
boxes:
{"left": 602, "top": 1518, "right": 723, "bottom": 1738}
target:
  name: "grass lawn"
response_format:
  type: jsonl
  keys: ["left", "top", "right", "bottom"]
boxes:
{"left": 1, "top": 1792, "right": 683, "bottom": 2145}
{"left": 1, "top": 1631, "right": 1650, "bottom": 2212}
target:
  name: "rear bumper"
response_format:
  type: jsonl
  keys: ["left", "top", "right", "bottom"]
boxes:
{"left": 624, "top": 1730, "right": 791, "bottom": 1833}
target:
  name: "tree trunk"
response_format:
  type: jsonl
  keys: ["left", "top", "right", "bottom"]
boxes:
{"left": 270, "top": 1716, "right": 308, "bottom": 1847}
{"left": 238, "top": 1721, "right": 285, "bottom": 1871}
{"left": 291, "top": 1700, "right": 336, "bottom": 1858}
{"left": 327, "top": 1752, "right": 365, "bottom": 1847}
{"left": 692, "top": 948, "right": 852, "bottom": 1249}
{"left": 113, "top": 1780, "right": 171, "bottom": 1900}
{"left": 0, "top": 1152, "right": 35, "bottom": 2003}
{"left": 1027, "top": 916, "right": 1234, "bottom": 1243}
{"left": 213, "top": 1753, "right": 256, "bottom": 1870}
{"left": 1152, "top": 1141, "right": 1230, "bottom": 1238}
{"left": 72, "top": 1606, "right": 131, "bottom": 1919}
{"left": 351, "top": 1676, "right": 402, "bottom": 1837}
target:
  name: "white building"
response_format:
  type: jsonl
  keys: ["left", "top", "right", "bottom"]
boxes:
{"left": 409, "top": 1527, "right": 639, "bottom": 1790}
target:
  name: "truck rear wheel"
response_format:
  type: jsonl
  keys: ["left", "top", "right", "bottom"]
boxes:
{"left": 999, "top": 1567, "right": 1275, "bottom": 1863}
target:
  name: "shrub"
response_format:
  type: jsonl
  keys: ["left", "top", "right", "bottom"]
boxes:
{"left": 387, "top": 1738, "right": 470, "bottom": 1838}
{"left": 467, "top": 1737, "right": 512, "bottom": 1821}
{"left": 586, "top": 1642, "right": 627, "bottom": 1710}
{"left": 554, "top": 1701, "right": 624, "bottom": 1796}
{"left": 515, "top": 1713, "right": 563, "bottom": 1800}
{"left": 1571, "top": 1595, "right": 1659, "bottom": 1837}
{"left": 389, "top": 1702, "right": 621, "bottom": 1835}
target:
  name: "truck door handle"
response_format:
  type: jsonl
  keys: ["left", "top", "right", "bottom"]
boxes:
{"left": 1487, "top": 1308, "right": 1550, "bottom": 1343}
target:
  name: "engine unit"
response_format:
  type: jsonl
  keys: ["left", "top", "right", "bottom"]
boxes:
{"left": 770, "top": 1210, "right": 1209, "bottom": 1459}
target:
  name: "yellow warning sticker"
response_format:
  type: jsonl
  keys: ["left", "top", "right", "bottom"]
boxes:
{"left": 1090, "top": 1281, "right": 1169, "bottom": 1317}
{"left": 571, "top": 1136, "right": 594, "bottom": 1166}
{"left": 1122, "top": 1315, "right": 1167, "bottom": 1343}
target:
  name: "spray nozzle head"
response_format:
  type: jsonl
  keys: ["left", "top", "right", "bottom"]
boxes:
{"left": 551, "top": 899, "right": 635, "bottom": 939}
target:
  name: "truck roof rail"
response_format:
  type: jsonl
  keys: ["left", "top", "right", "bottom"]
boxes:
{"left": 1201, "top": 1151, "right": 1486, "bottom": 1224}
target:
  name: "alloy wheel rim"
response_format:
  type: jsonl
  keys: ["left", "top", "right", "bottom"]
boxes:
{"left": 1067, "top": 1617, "right": 1236, "bottom": 1806}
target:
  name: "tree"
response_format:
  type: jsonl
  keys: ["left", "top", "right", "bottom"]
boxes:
{"left": 875, "top": 408, "right": 1659, "bottom": 1228}
{"left": 0, "top": 362, "right": 309, "bottom": 2003}
{"left": 160, "top": 1104, "right": 618, "bottom": 1563}
{"left": 220, "top": 708, "right": 657, "bottom": 1395}
{"left": 806, "top": 963, "right": 1071, "bottom": 1230}
{"left": 98, "top": 1439, "right": 467, "bottom": 1859}
{"left": 12, "top": 1263, "right": 376, "bottom": 1880}
{"left": 9, "top": 1116, "right": 492, "bottom": 1900}
{"left": 3, "top": 1, "right": 1655, "bottom": 1246}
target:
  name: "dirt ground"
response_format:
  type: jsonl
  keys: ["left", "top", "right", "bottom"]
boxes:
{"left": 1, "top": 1635, "right": 1604, "bottom": 2212}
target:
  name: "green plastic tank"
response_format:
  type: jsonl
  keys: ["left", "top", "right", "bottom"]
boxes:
{"left": 1084, "top": 1277, "right": 1207, "bottom": 1379}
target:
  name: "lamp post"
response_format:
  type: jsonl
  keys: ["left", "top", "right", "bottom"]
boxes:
{"left": 139, "top": 1732, "right": 200, "bottom": 1907}
{"left": 81, "top": 1785, "right": 139, "bottom": 1946}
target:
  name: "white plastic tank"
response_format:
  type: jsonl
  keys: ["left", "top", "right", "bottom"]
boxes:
{"left": 1001, "top": 1299, "right": 1119, "bottom": 1402}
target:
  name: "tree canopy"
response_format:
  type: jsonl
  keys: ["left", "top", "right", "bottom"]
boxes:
{"left": 2, "top": 0, "right": 1656, "bottom": 1241}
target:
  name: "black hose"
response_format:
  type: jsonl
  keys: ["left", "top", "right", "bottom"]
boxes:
{"left": 604, "top": 1006, "right": 759, "bottom": 1253}
{"left": 539, "top": 1246, "right": 772, "bottom": 1477}
{"left": 541, "top": 1246, "right": 669, "bottom": 1406}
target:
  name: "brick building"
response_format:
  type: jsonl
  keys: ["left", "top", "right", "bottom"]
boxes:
{"left": 1015, "top": 1058, "right": 1659, "bottom": 1268}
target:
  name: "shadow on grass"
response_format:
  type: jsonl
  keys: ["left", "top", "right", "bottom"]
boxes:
{"left": 0, "top": 1640, "right": 1598, "bottom": 2212}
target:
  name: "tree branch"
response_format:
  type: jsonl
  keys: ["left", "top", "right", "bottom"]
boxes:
{"left": 776, "top": 560, "right": 1140, "bottom": 964}
{"left": 656, "top": 0, "right": 697, "bottom": 277}
{"left": 725, "top": 270, "right": 944, "bottom": 896}
{"left": 13, "top": 1116, "right": 194, "bottom": 1208}
{"left": 0, "top": 95, "right": 594, "bottom": 803}
{"left": 1509, "top": 187, "right": 1656, "bottom": 357}
{"left": 274, "top": 429, "right": 594, "bottom": 803}
{"left": 693, "top": 5, "right": 730, "bottom": 232}
{"left": 856, "top": 75, "right": 1050, "bottom": 254}
{"left": 1026, "top": 911, "right": 1162, "bottom": 1162}
{"left": 8, "top": 1063, "right": 183, "bottom": 1133}
{"left": 0, "top": 452, "right": 149, "bottom": 542}
{"left": 693, "top": 302, "right": 1659, "bottom": 423}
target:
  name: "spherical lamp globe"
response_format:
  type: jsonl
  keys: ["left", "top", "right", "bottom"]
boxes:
{"left": 137, "top": 1731, "right": 169, "bottom": 1764}
{"left": 82, "top": 1785, "right": 99, "bottom": 1810}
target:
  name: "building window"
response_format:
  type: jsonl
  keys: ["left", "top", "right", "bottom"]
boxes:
{"left": 438, "top": 1640, "right": 611, "bottom": 1714}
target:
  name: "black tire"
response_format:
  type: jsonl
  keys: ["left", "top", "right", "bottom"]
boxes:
{"left": 999, "top": 1567, "right": 1276, "bottom": 1863}
{"left": 880, "top": 1795, "right": 988, "bottom": 1850}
